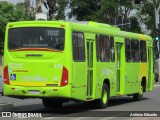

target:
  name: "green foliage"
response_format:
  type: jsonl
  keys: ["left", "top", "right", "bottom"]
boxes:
{"left": 69, "top": 0, "right": 133, "bottom": 22}
{"left": 43, "top": 0, "right": 68, "bottom": 20}
{"left": 70, "top": 0, "right": 95, "bottom": 21}
{"left": 0, "top": 1, "right": 28, "bottom": 54}
{"left": 55, "top": 0, "right": 68, "bottom": 20}
{"left": 137, "top": 0, "right": 160, "bottom": 36}
{"left": 128, "top": 17, "right": 142, "bottom": 33}
{"left": 69, "top": 0, "right": 141, "bottom": 33}
{"left": 97, "top": 0, "right": 119, "bottom": 23}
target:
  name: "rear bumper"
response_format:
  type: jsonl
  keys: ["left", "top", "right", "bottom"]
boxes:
{"left": 3, "top": 84, "right": 72, "bottom": 98}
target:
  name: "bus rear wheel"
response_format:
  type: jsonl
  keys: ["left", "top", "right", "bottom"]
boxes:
{"left": 133, "top": 85, "right": 143, "bottom": 101}
{"left": 42, "top": 99, "right": 63, "bottom": 108}
{"left": 95, "top": 84, "right": 109, "bottom": 109}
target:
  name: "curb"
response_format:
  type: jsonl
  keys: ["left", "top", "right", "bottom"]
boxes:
{"left": 0, "top": 102, "right": 13, "bottom": 111}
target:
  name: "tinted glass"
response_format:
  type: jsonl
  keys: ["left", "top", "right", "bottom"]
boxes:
{"left": 8, "top": 27, "right": 65, "bottom": 50}
{"left": 72, "top": 32, "right": 85, "bottom": 61}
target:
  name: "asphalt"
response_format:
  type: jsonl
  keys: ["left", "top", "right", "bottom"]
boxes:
{"left": 0, "top": 93, "right": 13, "bottom": 112}
{"left": 0, "top": 82, "right": 159, "bottom": 112}
{"left": 0, "top": 102, "right": 13, "bottom": 112}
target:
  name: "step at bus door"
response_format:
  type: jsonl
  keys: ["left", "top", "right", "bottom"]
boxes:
{"left": 116, "top": 43, "right": 122, "bottom": 92}
{"left": 86, "top": 40, "right": 94, "bottom": 99}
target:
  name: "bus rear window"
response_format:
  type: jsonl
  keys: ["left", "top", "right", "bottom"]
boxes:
{"left": 8, "top": 27, "right": 65, "bottom": 51}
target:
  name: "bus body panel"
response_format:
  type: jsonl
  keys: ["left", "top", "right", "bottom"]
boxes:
{"left": 5, "top": 52, "right": 66, "bottom": 87}
{"left": 125, "top": 63, "right": 140, "bottom": 94}
{"left": 3, "top": 21, "right": 73, "bottom": 98}
{"left": 96, "top": 63, "right": 117, "bottom": 97}
{"left": 3, "top": 21, "right": 154, "bottom": 104}
{"left": 4, "top": 84, "right": 72, "bottom": 98}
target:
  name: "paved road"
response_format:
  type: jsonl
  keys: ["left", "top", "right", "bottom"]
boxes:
{"left": 0, "top": 85, "right": 160, "bottom": 119}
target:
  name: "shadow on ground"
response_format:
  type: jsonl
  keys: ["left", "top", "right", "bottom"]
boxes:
{"left": 9, "top": 96, "right": 149, "bottom": 117}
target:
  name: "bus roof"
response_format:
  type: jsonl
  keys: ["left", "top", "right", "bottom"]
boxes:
{"left": 6, "top": 20, "right": 153, "bottom": 42}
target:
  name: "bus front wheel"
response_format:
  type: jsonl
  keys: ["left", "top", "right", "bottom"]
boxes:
{"left": 95, "top": 84, "right": 109, "bottom": 109}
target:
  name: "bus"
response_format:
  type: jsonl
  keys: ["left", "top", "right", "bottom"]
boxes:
{"left": 3, "top": 21, "right": 154, "bottom": 109}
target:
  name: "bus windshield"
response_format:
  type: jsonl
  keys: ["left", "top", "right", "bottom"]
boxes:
{"left": 8, "top": 27, "right": 65, "bottom": 51}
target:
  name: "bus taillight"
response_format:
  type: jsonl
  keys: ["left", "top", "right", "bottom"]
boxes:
{"left": 4, "top": 65, "right": 10, "bottom": 85}
{"left": 60, "top": 67, "right": 68, "bottom": 86}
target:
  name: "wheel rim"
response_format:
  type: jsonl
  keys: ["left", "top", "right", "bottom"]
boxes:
{"left": 102, "top": 89, "right": 107, "bottom": 104}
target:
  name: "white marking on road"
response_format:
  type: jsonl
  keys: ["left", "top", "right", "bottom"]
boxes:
{"left": 41, "top": 117, "right": 89, "bottom": 120}
{"left": 128, "top": 117, "right": 160, "bottom": 120}
{"left": 42, "top": 117, "right": 58, "bottom": 120}
{"left": 98, "top": 117, "right": 115, "bottom": 120}
{"left": 12, "top": 117, "right": 31, "bottom": 119}
{"left": 154, "top": 84, "right": 160, "bottom": 87}
{"left": 98, "top": 117, "right": 160, "bottom": 120}
{"left": 69, "top": 117, "right": 89, "bottom": 120}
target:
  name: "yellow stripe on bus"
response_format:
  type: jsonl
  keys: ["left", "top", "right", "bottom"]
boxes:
{"left": 140, "top": 63, "right": 148, "bottom": 81}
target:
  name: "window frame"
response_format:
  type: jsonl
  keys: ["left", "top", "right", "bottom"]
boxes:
{"left": 131, "top": 39, "right": 140, "bottom": 62}
{"left": 96, "top": 34, "right": 115, "bottom": 62}
{"left": 72, "top": 31, "right": 85, "bottom": 62}
{"left": 8, "top": 27, "right": 65, "bottom": 51}
{"left": 140, "top": 40, "right": 147, "bottom": 62}
{"left": 125, "top": 38, "right": 131, "bottom": 62}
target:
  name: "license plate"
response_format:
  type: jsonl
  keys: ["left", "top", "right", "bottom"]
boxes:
{"left": 28, "top": 90, "right": 40, "bottom": 95}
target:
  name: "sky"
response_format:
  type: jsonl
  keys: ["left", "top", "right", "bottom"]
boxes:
{"left": 1, "top": 0, "right": 24, "bottom": 5}
{"left": 2, "top": 0, "right": 48, "bottom": 12}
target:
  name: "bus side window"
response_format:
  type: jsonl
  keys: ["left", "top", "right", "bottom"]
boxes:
{"left": 99, "top": 35, "right": 110, "bottom": 62}
{"left": 105, "top": 36, "right": 110, "bottom": 61}
{"left": 125, "top": 38, "right": 131, "bottom": 62}
{"left": 72, "top": 32, "right": 85, "bottom": 61}
{"left": 131, "top": 39, "right": 140, "bottom": 62}
{"left": 140, "top": 40, "right": 147, "bottom": 62}
{"left": 110, "top": 36, "right": 115, "bottom": 62}
{"left": 72, "top": 32, "right": 78, "bottom": 60}
{"left": 99, "top": 35, "right": 106, "bottom": 62}
{"left": 96, "top": 35, "right": 100, "bottom": 61}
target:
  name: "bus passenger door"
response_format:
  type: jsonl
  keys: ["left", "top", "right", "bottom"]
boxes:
{"left": 72, "top": 32, "right": 86, "bottom": 101}
{"left": 115, "top": 43, "right": 122, "bottom": 93}
{"left": 86, "top": 40, "right": 94, "bottom": 99}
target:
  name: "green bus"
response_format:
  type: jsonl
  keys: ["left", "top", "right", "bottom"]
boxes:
{"left": 3, "top": 21, "right": 154, "bottom": 108}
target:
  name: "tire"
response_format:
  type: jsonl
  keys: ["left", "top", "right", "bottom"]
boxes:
{"left": 42, "top": 99, "right": 63, "bottom": 108}
{"left": 95, "top": 84, "right": 109, "bottom": 109}
{"left": 155, "top": 74, "right": 159, "bottom": 82}
{"left": 0, "top": 92, "right": 4, "bottom": 96}
{"left": 133, "top": 85, "right": 143, "bottom": 101}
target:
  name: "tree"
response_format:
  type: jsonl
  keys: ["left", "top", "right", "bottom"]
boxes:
{"left": 128, "top": 17, "right": 142, "bottom": 33}
{"left": 118, "top": 0, "right": 134, "bottom": 18}
{"left": 136, "top": 0, "right": 160, "bottom": 36}
{"left": 69, "top": 0, "right": 134, "bottom": 22}
{"left": 69, "top": 0, "right": 102, "bottom": 21}
{"left": 35, "top": 0, "right": 68, "bottom": 20}
{"left": 0, "top": 1, "right": 28, "bottom": 54}
{"left": 54, "top": 0, "right": 68, "bottom": 20}
{"left": 69, "top": 0, "right": 141, "bottom": 33}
